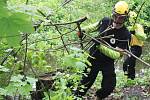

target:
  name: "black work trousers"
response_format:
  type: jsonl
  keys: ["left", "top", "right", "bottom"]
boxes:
{"left": 75, "top": 46, "right": 116, "bottom": 99}
{"left": 123, "top": 46, "right": 142, "bottom": 80}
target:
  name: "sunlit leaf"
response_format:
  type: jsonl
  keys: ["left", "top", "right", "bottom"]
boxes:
{"left": 0, "top": 88, "right": 7, "bottom": 95}
{"left": 10, "top": 75, "right": 23, "bottom": 82}
{"left": 0, "top": 65, "right": 9, "bottom": 72}
{"left": 26, "top": 76, "right": 38, "bottom": 84}
{"left": 0, "top": 0, "right": 34, "bottom": 47}
{"left": 18, "top": 84, "right": 32, "bottom": 96}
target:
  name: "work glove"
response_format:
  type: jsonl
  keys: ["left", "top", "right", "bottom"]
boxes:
{"left": 77, "top": 30, "right": 84, "bottom": 38}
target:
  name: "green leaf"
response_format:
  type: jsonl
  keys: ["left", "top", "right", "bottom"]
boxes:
{"left": 63, "top": 56, "right": 77, "bottom": 67}
{"left": 18, "top": 84, "right": 32, "bottom": 96}
{"left": 10, "top": 75, "right": 23, "bottom": 82}
{"left": 5, "top": 83, "right": 17, "bottom": 96}
{"left": 0, "top": 12, "right": 34, "bottom": 46}
{"left": 0, "top": 7, "right": 10, "bottom": 18}
{"left": 0, "top": 67, "right": 9, "bottom": 72}
{"left": 75, "top": 61, "right": 87, "bottom": 70}
{"left": 0, "top": 88, "right": 7, "bottom": 95}
{"left": 0, "top": 0, "right": 7, "bottom": 6}
{"left": 0, "top": 1, "right": 34, "bottom": 46}
{"left": 60, "top": 78, "right": 67, "bottom": 90}
{"left": 10, "top": 12, "right": 34, "bottom": 33}
{"left": 26, "top": 76, "right": 38, "bottom": 84}
{"left": 1, "top": 17, "right": 21, "bottom": 46}
{"left": 0, "top": 0, "right": 9, "bottom": 18}
{"left": 0, "top": 65, "right": 9, "bottom": 72}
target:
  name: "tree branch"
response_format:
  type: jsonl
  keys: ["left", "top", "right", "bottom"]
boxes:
{"left": 82, "top": 32, "right": 150, "bottom": 67}
{"left": 49, "top": 21, "right": 70, "bottom": 54}
{"left": 22, "top": 33, "right": 28, "bottom": 80}
{"left": 26, "top": 0, "right": 29, "bottom": 5}
{"left": 45, "top": 17, "right": 87, "bottom": 26}
{"left": 28, "top": 26, "right": 77, "bottom": 45}
{"left": 61, "top": 0, "right": 74, "bottom": 7}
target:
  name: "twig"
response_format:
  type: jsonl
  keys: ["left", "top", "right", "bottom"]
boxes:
{"left": 27, "top": 40, "right": 89, "bottom": 52}
{"left": 36, "top": 9, "right": 87, "bottom": 53}
{"left": 37, "top": 9, "right": 71, "bottom": 54}
{"left": 37, "top": 9, "right": 47, "bottom": 17}
{"left": 52, "top": 41, "right": 88, "bottom": 50}
{"left": 124, "top": 49, "right": 150, "bottom": 67}
{"left": 44, "top": 17, "right": 87, "bottom": 26}
{"left": 49, "top": 21, "right": 70, "bottom": 54}
{"left": 61, "top": 0, "right": 73, "bottom": 7}
{"left": 1, "top": 49, "right": 14, "bottom": 65}
{"left": 6, "top": 48, "right": 22, "bottom": 85}
{"left": 28, "top": 26, "right": 77, "bottom": 45}
{"left": 133, "top": 1, "right": 146, "bottom": 26}
{"left": 83, "top": 25, "right": 114, "bottom": 51}
{"left": 22, "top": 33, "right": 28, "bottom": 80}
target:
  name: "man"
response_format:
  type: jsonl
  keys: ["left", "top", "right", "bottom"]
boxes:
{"left": 75, "top": 1, "right": 131, "bottom": 100}
{"left": 123, "top": 11, "right": 147, "bottom": 80}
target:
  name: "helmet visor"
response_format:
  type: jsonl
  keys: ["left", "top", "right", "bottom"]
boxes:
{"left": 112, "top": 12, "right": 127, "bottom": 24}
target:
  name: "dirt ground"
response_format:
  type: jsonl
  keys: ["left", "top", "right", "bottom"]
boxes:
{"left": 83, "top": 86, "right": 150, "bottom": 100}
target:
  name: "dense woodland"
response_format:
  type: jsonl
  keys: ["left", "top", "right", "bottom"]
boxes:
{"left": 0, "top": 0, "right": 150, "bottom": 100}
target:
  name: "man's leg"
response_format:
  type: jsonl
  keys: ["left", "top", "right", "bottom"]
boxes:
{"left": 96, "top": 62, "right": 116, "bottom": 99}
{"left": 127, "top": 56, "right": 136, "bottom": 79}
{"left": 127, "top": 46, "right": 142, "bottom": 80}
{"left": 123, "top": 56, "right": 130, "bottom": 75}
{"left": 74, "top": 57, "right": 100, "bottom": 97}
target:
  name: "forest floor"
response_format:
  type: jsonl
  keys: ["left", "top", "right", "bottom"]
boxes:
{"left": 83, "top": 85, "right": 150, "bottom": 100}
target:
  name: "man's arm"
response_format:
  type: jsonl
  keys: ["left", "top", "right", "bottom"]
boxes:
{"left": 134, "top": 24, "right": 147, "bottom": 40}
{"left": 81, "top": 21, "right": 100, "bottom": 33}
{"left": 130, "top": 24, "right": 147, "bottom": 41}
{"left": 97, "top": 45, "right": 121, "bottom": 60}
{"left": 97, "top": 28, "right": 131, "bottom": 60}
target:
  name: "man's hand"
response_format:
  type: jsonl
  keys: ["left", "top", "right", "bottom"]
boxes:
{"left": 77, "top": 31, "right": 84, "bottom": 38}
{"left": 115, "top": 47, "right": 131, "bottom": 57}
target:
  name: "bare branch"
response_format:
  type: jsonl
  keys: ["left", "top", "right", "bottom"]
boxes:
{"left": 82, "top": 32, "right": 150, "bottom": 67}
{"left": 28, "top": 26, "right": 77, "bottom": 45}
{"left": 22, "top": 33, "right": 28, "bottom": 80}
{"left": 45, "top": 17, "right": 87, "bottom": 26}
{"left": 61, "top": 0, "right": 74, "bottom": 7}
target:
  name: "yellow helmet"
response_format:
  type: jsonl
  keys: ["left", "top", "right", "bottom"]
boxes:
{"left": 114, "top": 1, "right": 129, "bottom": 15}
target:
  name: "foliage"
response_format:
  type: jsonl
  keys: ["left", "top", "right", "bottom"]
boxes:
{"left": 44, "top": 48, "right": 89, "bottom": 100}
{"left": 0, "top": 0, "right": 150, "bottom": 99}
{"left": 0, "top": 74, "right": 37, "bottom": 98}
{"left": 0, "top": 65, "right": 9, "bottom": 72}
{"left": 0, "top": 0, "right": 34, "bottom": 47}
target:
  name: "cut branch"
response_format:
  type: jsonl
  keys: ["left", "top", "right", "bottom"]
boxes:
{"left": 45, "top": 17, "right": 87, "bottom": 26}
{"left": 82, "top": 32, "right": 150, "bottom": 67}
